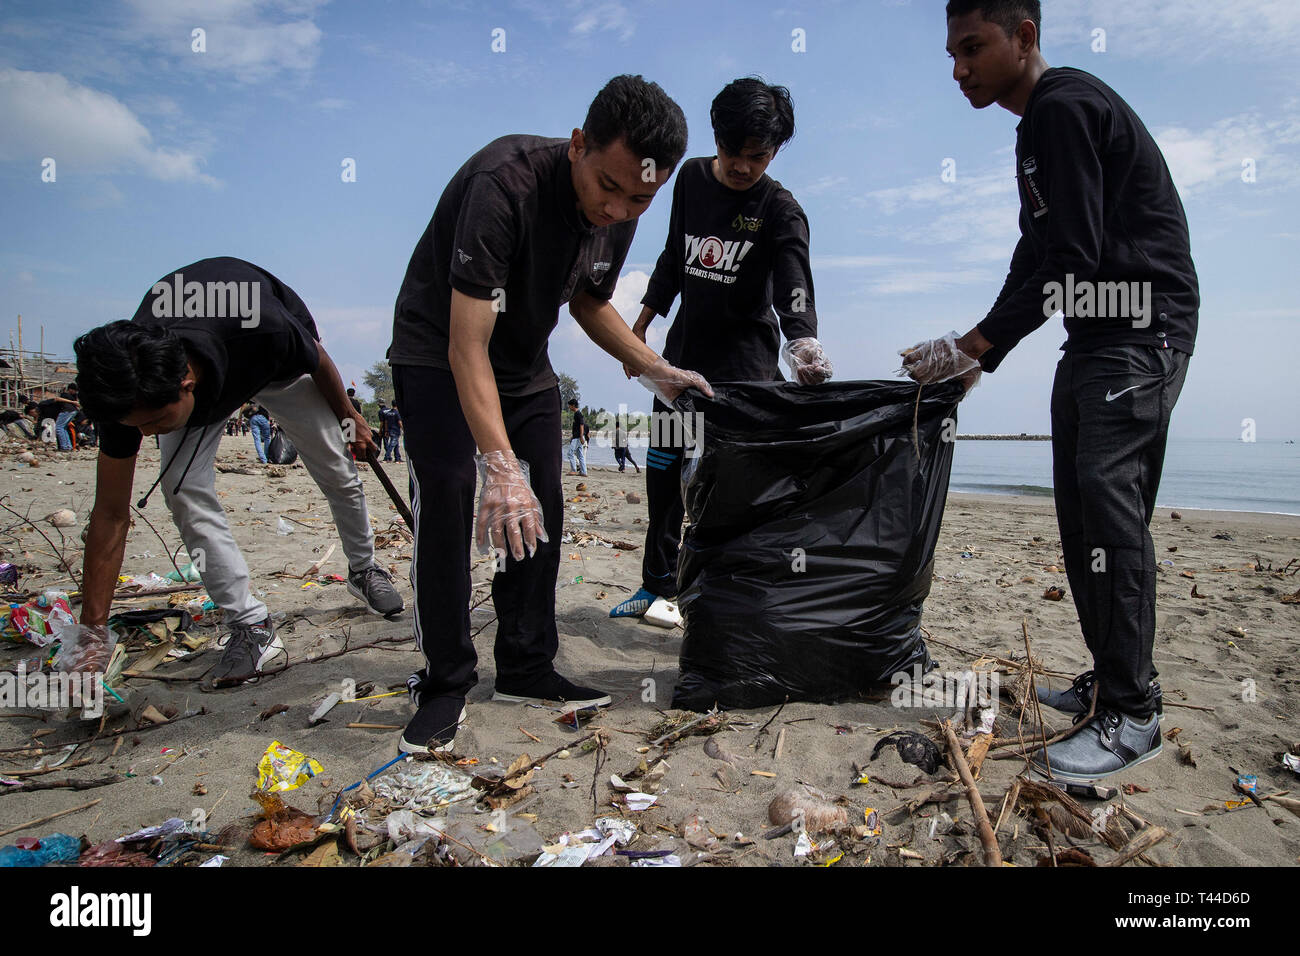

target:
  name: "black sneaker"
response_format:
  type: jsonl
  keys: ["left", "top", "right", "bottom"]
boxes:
{"left": 1031, "top": 709, "right": 1163, "bottom": 783}
{"left": 399, "top": 695, "right": 467, "bottom": 754}
{"left": 208, "top": 619, "right": 285, "bottom": 687}
{"left": 1037, "top": 671, "right": 1163, "bottom": 717}
{"left": 348, "top": 564, "right": 404, "bottom": 617}
{"left": 493, "top": 672, "right": 612, "bottom": 708}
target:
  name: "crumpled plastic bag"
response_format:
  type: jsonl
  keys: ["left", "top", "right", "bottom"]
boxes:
{"left": 257, "top": 741, "right": 323, "bottom": 792}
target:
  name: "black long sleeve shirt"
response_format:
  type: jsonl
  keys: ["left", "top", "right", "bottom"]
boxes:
{"left": 642, "top": 157, "right": 817, "bottom": 382}
{"left": 977, "top": 68, "right": 1199, "bottom": 372}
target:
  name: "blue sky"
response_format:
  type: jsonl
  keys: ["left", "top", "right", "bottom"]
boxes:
{"left": 2, "top": 0, "right": 1297, "bottom": 439}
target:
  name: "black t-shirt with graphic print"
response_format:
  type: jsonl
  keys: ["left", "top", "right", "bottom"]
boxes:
{"left": 642, "top": 157, "right": 817, "bottom": 384}
{"left": 97, "top": 257, "right": 322, "bottom": 459}
{"left": 388, "top": 135, "right": 636, "bottom": 397}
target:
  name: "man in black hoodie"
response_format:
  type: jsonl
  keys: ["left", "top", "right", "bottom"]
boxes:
{"left": 902, "top": 0, "right": 1198, "bottom": 783}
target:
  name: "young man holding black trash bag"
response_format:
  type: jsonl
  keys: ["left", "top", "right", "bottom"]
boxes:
{"left": 610, "top": 77, "right": 833, "bottom": 623}
{"left": 67, "top": 257, "right": 404, "bottom": 689}
{"left": 387, "top": 75, "right": 711, "bottom": 754}
{"left": 901, "top": 0, "right": 1198, "bottom": 782}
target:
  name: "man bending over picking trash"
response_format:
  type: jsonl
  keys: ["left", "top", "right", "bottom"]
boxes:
{"left": 70, "top": 257, "right": 403, "bottom": 690}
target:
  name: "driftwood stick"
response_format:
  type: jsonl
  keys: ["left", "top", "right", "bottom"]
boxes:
{"left": 0, "top": 798, "right": 101, "bottom": 838}
{"left": 0, "top": 708, "right": 208, "bottom": 755}
{"left": 941, "top": 719, "right": 1002, "bottom": 866}
{"left": 0, "top": 774, "right": 123, "bottom": 796}
{"left": 1105, "top": 826, "right": 1170, "bottom": 867}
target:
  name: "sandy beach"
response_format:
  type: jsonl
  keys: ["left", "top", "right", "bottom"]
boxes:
{"left": 2, "top": 434, "right": 1297, "bottom": 867}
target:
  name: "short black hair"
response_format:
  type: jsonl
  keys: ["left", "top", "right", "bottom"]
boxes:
{"left": 346, "top": 387, "right": 356, "bottom": 396}
{"left": 583, "top": 74, "right": 688, "bottom": 172}
{"left": 711, "top": 77, "right": 796, "bottom": 155}
{"left": 23, "top": 402, "right": 37, "bottom": 414}
{"left": 567, "top": 398, "right": 579, "bottom": 407}
{"left": 73, "top": 320, "right": 189, "bottom": 423}
{"left": 946, "top": 0, "right": 1040, "bottom": 42}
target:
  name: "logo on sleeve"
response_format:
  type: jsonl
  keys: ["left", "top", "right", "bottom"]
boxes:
{"left": 1020, "top": 156, "right": 1048, "bottom": 219}
{"left": 591, "top": 260, "right": 611, "bottom": 282}
{"left": 457, "top": 249, "right": 472, "bottom": 264}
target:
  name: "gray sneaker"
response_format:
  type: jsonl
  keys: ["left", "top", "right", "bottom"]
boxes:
{"left": 1036, "top": 670, "right": 1098, "bottom": 715}
{"left": 209, "top": 618, "right": 285, "bottom": 687}
{"left": 348, "top": 564, "right": 404, "bottom": 617}
{"left": 1037, "top": 671, "right": 1163, "bottom": 717}
{"left": 1031, "top": 710, "right": 1162, "bottom": 783}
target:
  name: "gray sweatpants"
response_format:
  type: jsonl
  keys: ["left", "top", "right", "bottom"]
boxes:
{"left": 159, "top": 374, "right": 377, "bottom": 626}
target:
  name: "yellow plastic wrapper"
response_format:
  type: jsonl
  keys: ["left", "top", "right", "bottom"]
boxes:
{"left": 257, "top": 740, "right": 324, "bottom": 792}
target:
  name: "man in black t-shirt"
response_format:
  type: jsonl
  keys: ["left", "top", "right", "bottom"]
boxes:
{"left": 611, "top": 77, "right": 833, "bottom": 622}
{"left": 69, "top": 257, "right": 405, "bottom": 689}
{"left": 902, "top": 1, "right": 1198, "bottom": 783}
{"left": 387, "top": 75, "right": 710, "bottom": 754}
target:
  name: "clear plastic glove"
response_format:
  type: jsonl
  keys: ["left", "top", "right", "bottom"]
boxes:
{"left": 782, "top": 337, "right": 834, "bottom": 384}
{"left": 475, "top": 450, "right": 548, "bottom": 562}
{"left": 898, "top": 331, "right": 981, "bottom": 384}
{"left": 54, "top": 624, "right": 116, "bottom": 675}
{"left": 636, "top": 357, "right": 715, "bottom": 406}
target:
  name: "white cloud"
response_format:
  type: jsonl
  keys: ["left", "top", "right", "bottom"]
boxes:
{"left": 0, "top": 68, "right": 214, "bottom": 184}
{"left": 1155, "top": 108, "right": 1300, "bottom": 196}
{"left": 123, "top": 0, "right": 326, "bottom": 83}
{"left": 1046, "top": 0, "right": 1300, "bottom": 60}
{"left": 859, "top": 163, "right": 1021, "bottom": 265}
{"left": 571, "top": 2, "right": 636, "bottom": 42}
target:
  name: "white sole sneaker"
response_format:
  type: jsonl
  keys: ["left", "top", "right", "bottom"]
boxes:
{"left": 398, "top": 706, "right": 467, "bottom": 754}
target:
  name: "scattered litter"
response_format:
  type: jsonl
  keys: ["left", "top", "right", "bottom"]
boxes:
{"left": 200, "top": 855, "right": 227, "bottom": 867}
{"left": 768, "top": 785, "right": 849, "bottom": 834}
{"left": 1043, "top": 585, "right": 1066, "bottom": 601}
{"left": 257, "top": 741, "right": 324, "bottom": 792}
{"left": 631, "top": 853, "right": 679, "bottom": 866}
{"left": 371, "top": 762, "right": 474, "bottom": 811}
{"left": 624, "top": 792, "right": 658, "bottom": 812}
{"left": 277, "top": 517, "right": 294, "bottom": 535}
{"left": 249, "top": 791, "right": 319, "bottom": 851}
{"left": 1283, "top": 753, "right": 1300, "bottom": 776}
{"left": 44, "top": 509, "right": 77, "bottom": 528}
{"left": 308, "top": 693, "right": 341, "bottom": 726}
{"left": 0, "top": 833, "right": 81, "bottom": 867}
{"left": 871, "top": 730, "right": 942, "bottom": 775}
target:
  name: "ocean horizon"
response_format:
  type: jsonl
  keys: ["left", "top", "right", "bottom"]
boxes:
{"left": 565, "top": 437, "right": 1300, "bottom": 517}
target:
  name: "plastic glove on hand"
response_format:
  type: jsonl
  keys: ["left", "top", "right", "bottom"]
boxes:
{"left": 782, "top": 337, "right": 834, "bottom": 384}
{"left": 898, "top": 331, "right": 981, "bottom": 385}
{"left": 474, "top": 450, "right": 548, "bottom": 561}
{"left": 637, "top": 357, "right": 714, "bottom": 406}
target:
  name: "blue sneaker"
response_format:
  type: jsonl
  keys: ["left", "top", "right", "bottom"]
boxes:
{"left": 610, "top": 587, "right": 657, "bottom": 618}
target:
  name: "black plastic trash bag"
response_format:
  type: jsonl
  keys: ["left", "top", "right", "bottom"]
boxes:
{"left": 266, "top": 427, "right": 299, "bottom": 465}
{"left": 671, "top": 380, "right": 964, "bottom": 711}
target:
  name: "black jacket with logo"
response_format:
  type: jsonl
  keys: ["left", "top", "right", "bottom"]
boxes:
{"left": 977, "top": 68, "right": 1199, "bottom": 372}
{"left": 642, "top": 157, "right": 817, "bottom": 383}
{"left": 388, "top": 135, "right": 635, "bottom": 397}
